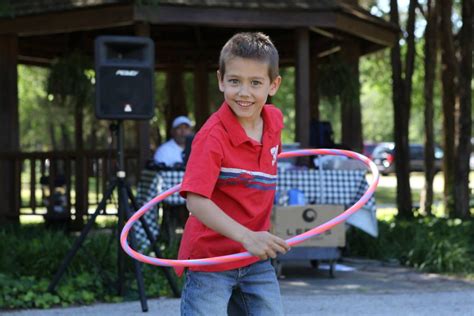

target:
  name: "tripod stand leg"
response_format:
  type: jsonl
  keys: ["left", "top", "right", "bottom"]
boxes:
{"left": 118, "top": 182, "right": 148, "bottom": 312}
{"left": 48, "top": 182, "right": 117, "bottom": 293}
{"left": 127, "top": 185, "right": 181, "bottom": 298}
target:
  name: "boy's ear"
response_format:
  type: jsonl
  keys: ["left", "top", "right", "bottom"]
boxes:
{"left": 217, "top": 70, "right": 225, "bottom": 92}
{"left": 268, "top": 75, "right": 282, "bottom": 97}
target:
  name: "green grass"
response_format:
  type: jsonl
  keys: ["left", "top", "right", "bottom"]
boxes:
{"left": 0, "top": 222, "right": 181, "bottom": 309}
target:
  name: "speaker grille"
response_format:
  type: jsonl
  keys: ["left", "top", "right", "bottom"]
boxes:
{"left": 95, "top": 36, "right": 154, "bottom": 120}
{"left": 96, "top": 66, "right": 153, "bottom": 119}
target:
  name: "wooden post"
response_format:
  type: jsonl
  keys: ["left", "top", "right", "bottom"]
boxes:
{"left": 0, "top": 34, "right": 20, "bottom": 224}
{"left": 340, "top": 39, "right": 363, "bottom": 153}
{"left": 166, "top": 68, "right": 187, "bottom": 138}
{"left": 295, "top": 28, "right": 311, "bottom": 148}
{"left": 73, "top": 99, "right": 87, "bottom": 229}
{"left": 194, "top": 61, "right": 210, "bottom": 130}
{"left": 135, "top": 22, "right": 152, "bottom": 170}
{"left": 310, "top": 50, "right": 320, "bottom": 122}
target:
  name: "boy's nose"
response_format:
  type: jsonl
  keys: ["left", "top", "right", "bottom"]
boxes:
{"left": 238, "top": 84, "right": 250, "bottom": 97}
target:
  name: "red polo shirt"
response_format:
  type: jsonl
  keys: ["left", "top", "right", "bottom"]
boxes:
{"left": 176, "top": 102, "right": 283, "bottom": 276}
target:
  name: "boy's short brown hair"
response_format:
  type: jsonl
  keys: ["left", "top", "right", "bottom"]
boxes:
{"left": 219, "top": 32, "right": 279, "bottom": 81}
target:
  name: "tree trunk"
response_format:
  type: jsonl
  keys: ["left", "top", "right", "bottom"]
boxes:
{"left": 390, "top": 0, "right": 415, "bottom": 219}
{"left": 420, "top": 0, "right": 439, "bottom": 216}
{"left": 453, "top": 0, "right": 472, "bottom": 219}
{"left": 439, "top": 0, "right": 457, "bottom": 215}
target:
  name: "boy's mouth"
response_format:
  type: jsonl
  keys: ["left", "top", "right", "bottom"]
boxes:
{"left": 236, "top": 101, "right": 253, "bottom": 108}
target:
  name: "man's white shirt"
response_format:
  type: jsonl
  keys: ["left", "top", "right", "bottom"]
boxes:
{"left": 153, "top": 139, "right": 184, "bottom": 167}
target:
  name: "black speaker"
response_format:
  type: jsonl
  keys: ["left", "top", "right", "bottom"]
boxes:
{"left": 95, "top": 36, "right": 155, "bottom": 120}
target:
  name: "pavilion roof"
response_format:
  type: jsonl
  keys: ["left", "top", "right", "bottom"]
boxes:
{"left": 0, "top": 0, "right": 398, "bottom": 66}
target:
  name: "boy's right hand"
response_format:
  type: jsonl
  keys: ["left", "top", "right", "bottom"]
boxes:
{"left": 240, "top": 231, "right": 290, "bottom": 260}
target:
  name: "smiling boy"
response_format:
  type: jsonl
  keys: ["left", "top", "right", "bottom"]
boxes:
{"left": 178, "top": 32, "right": 289, "bottom": 315}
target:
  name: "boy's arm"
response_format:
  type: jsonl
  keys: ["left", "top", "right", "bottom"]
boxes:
{"left": 186, "top": 192, "right": 290, "bottom": 260}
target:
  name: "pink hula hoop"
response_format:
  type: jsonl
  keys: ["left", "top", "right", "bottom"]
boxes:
{"left": 120, "top": 149, "right": 379, "bottom": 268}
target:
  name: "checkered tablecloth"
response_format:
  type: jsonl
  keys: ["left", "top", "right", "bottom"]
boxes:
{"left": 133, "top": 169, "right": 377, "bottom": 250}
{"left": 132, "top": 169, "right": 163, "bottom": 251}
{"left": 277, "top": 169, "right": 375, "bottom": 209}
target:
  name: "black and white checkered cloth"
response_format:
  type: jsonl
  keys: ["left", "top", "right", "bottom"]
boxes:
{"left": 132, "top": 169, "right": 162, "bottom": 251}
{"left": 277, "top": 169, "right": 376, "bottom": 209}
{"left": 133, "top": 170, "right": 184, "bottom": 251}
{"left": 133, "top": 169, "right": 377, "bottom": 249}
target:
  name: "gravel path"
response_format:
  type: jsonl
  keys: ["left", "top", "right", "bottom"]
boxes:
{"left": 5, "top": 259, "right": 474, "bottom": 316}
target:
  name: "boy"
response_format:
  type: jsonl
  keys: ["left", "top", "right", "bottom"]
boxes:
{"left": 178, "top": 32, "right": 290, "bottom": 315}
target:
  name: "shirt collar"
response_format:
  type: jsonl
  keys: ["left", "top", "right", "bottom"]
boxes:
{"left": 216, "top": 101, "right": 282, "bottom": 147}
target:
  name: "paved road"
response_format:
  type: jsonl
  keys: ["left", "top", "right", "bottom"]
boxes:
{"left": 5, "top": 259, "right": 474, "bottom": 315}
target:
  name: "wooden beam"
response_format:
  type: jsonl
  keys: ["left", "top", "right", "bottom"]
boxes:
{"left": 135, "top": 5, "right": 335, "bottom": 28}
{"left": 335, "top": 13, "right": 398, "bottom": 47}
{"left": 0, "top": 4, "right": 135, "bottom": 36}
{"left": 0, "top": 34, "right": 20, "bottom": 224}
{"left": 135, "top": 5, "right": 396, "bottom": 46}
{"left": 295, "top": 28, "right": 311, "bottom": 148}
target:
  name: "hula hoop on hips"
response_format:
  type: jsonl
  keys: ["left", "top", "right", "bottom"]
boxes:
{"left": 120, "top": 149, "right": 379, "bottom": 268}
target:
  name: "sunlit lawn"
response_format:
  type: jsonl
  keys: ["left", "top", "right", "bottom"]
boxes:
{"left": 375, "top": 172, "right": 445, "bottom": 203}
{"left": 374, "top": 171, "right": 474, "bottom": 220}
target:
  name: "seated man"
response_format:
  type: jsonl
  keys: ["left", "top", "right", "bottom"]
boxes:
{"left": 153, "top": 116, "right": 193, "bottom": 244}
{"left": 153, "top": 115, "right": 193, "bottom": 168}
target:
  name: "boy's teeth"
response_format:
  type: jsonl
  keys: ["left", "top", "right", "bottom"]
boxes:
{"left": 238, "top": 102, "right": 252, "bottom": 106}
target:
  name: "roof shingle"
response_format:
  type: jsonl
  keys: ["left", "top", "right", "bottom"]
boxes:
{"left": 1, "top": 0, "right": 345, "bottom": 18}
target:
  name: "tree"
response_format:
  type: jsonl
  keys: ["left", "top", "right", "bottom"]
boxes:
{"left": 420, "top": 0, "right": 440, "bottom": 215}
{"left": 47, "top": 52, "right": 94, "bottom": 227}
{"left": 453, "top": 0, "right": 472, "bottom": 218}
{"left": 47, "top": 52, "right": 93, "bottom": 152}
{"left": 390, "top": 0, "right": 418, "bottom": 219}
{"left": 439, "top": 0, "right": 457, "bottom": 214}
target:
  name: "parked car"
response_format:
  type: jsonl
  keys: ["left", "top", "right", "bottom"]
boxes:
{"left": 372, "top": 142, "right": 443, "bottom": 175}
{"left": 363, "top": 142, "right": 378, "bottom": 160}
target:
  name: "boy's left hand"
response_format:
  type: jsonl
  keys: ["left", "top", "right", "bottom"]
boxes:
{"left": 240, "top": 231, "right": 290, "bottom": 260}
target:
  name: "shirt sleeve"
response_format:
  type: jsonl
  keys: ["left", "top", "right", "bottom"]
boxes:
{"left": 180, "top": 132, "right": 223, "bottom": 199}
{"left": 154, "top": 144, "right": 168, "bottom": 164}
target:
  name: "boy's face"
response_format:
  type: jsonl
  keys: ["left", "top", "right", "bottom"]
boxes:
{"left": 218, "top": 57, "right": 281, "bottom": 123}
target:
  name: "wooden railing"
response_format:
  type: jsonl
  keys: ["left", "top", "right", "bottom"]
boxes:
{"left": 0, "top": 149, "right": 140, "bottom": 222}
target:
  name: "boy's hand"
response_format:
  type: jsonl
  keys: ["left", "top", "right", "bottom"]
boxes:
{"left": 240, "top": 231, "right": 290, "bottom": 260}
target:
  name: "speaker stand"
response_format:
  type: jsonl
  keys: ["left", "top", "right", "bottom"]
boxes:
{"left": 48, "top": 121, "right": 180, "bottom": 312}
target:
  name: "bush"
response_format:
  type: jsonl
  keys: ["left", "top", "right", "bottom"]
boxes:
{"left": 347, "top": 217, "right": 474, "bottom": 273}
{"left": 0, "top": 223, "right": 182, "bottom": 310}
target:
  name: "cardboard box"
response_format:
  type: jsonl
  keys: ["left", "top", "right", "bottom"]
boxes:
{"left": 271, "top": 205, "right": 346, "bottom": 247}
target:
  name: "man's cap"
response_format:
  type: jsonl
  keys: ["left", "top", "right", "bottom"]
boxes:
{"left": 172, "top": 116, "right": 192, "bottom": 129}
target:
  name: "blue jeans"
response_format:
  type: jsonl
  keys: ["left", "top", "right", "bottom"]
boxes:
{"left": 180, "top": 259, "right": 284, "bottom": 316}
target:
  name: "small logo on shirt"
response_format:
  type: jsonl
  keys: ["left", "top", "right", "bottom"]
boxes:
{"left": 270, "top": 145, "right": 279, "bottom": 166}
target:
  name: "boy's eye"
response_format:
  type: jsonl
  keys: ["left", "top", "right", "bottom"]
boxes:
{"left": 251, "top": 80, "right": 262, "bottom": 86}
{"left": 228, "top": 79, "right": 239, "bottom": 84}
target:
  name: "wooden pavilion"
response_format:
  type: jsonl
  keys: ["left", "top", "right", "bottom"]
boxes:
{"left": 0, "top": 0, "right": 398, "bottom": 225}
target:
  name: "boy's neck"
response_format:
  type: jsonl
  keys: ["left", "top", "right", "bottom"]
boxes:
{"left": 239, "top": 115, "right": 264, "bottom": 143}
{"left": 238, "top": 115, "right": 262, "bottom": 130}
